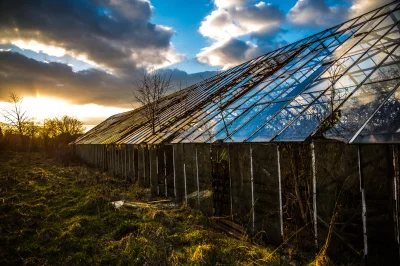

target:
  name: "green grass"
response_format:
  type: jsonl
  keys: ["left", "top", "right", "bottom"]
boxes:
{"left": 0, "top": 152, "right": 280, "bottom": 265}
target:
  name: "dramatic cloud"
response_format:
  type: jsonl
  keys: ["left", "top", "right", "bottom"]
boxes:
{"left": 0, "top": 0, "right": 393, "bottom": 113}
{"left": 197, "top": 1, "right": 285, "bottom": 68}
{"left": 0, "top": 51, "right": 215, "bottom": 108}
{"left": 287, "top": 0, "right": 348, "bottom": 28}
{"left": 0, "top": 0, "right": 184, "bottom": 74}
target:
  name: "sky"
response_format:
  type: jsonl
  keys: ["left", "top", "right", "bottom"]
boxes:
{"left": 0, "top": 0, "right": 393, "bottom": 130}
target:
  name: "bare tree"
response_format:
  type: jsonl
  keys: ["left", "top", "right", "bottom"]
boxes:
{"left": 55, "top": 115, "right": 85, "bottom": 136}
{"left": 217, "top": 93, "right": 230, "bottom": 140}
{"left": 132, "top": 68, "right": 172, "bottom": 134}
{"left": 326, "top": 58, "right": 349, "bottom": 120}
{"left": 312, "top": 58, "right": 350, "bottom": 135}
{"left": 198, "top": 70, "right": 230, "bottom": 141}
{"left": 1, "top": 92, "right": 29, "bottom": 135}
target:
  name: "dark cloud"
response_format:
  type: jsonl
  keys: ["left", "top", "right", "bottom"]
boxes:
{"left": 218, "top": 39, "right": 258, "bottom": 61}
{"left": 0, "top": 0, "right": 183, "bottom": 74}
{"left": 250, "top": 27, "right": 287, "bottom": 52}
{"left": 197, "top": 38, "right": 266, "bottom": 69}
{"left": 0, "top": 51, "right": 215, "bottom": 107}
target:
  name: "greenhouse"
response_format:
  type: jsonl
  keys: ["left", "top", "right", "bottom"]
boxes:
{"left": 74, "top": 1, "right": 400, "bottom": 264}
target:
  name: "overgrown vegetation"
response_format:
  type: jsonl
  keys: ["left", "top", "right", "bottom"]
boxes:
{"left": 0, "top": 151, "right": 280, "bottom": 265}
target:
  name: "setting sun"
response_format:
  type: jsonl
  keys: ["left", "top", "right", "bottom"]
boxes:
{"left": 0, "top": 95, "right": 130, "bottom": 132}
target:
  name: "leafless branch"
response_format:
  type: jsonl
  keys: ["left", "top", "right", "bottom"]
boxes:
{"left": 132, "top": 68, "right": 173, "bottom": 135}
{"left": 1, "top": 92, "right": 30, "bottom": 135}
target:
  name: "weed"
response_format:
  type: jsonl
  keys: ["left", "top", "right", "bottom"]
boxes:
{"left": 0, "top": 151, "right": 280, "bottom": 265}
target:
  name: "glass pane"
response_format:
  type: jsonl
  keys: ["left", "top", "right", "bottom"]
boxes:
{"left": 375, "top": 27, "right": 400, "bottom": 48}
{"left": 214, "top": 104, "right": 266, "bottom": 141}
{"left": 353, "top": 87, "right": 400, "bottom": 143}
{"left": 188, "top": 68, "right": 281, "bottom": 142}
{"left": 228, "top": 102, "right": 287, "bottom": 142}
{"left": 274, "top": 86, "right": 357, "bottom": 141}
{"left": 374, "top": 11, "right": 400, "bottom": 30}
{"left": 372, "top": 5, "right": 393, "bottom": 19}
{"left": 250, "top": 105, "right": 304, "bottom": 142}
{"left": 304, "top": 78, "right": 330, "bottom": 93}
{"left": 324, "top": 43, "right": 397, "bottom": 90}
{"left": 356, "top": 13, "right": 388, "bottom": 35}
{"left": 323, "top": 79, "right": 399, "bottom": 142}
{"left": 367, "top": 62, "right": 400, "bottom": 83}
{"left": 273, "top": 42, "right": 399, "bottom": 143}
{"left": 336, "top": 17, "right": 358, "bottom": 33}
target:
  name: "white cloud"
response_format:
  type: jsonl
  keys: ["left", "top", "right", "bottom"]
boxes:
{"left": 288, "top": 0, "right": 348, "bottom": 28}
{"left": 198, "top": 1, "right": 285, "bottom": 68}
{"left": 199, "top": 2, "right": 284, "bottom": 41}
{"left": 288, "top": 0, "right": 393, "bottom": 28}
{"left": 213, "top": 0, "right": 251, "bottom": 9}
{"left": 349, "top": 0, "right": 393, "bottom": 18}
{"left": 199, "top": 9, "right": 243, "bottom": 40}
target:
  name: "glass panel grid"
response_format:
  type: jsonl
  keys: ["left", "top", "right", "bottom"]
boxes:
{"left": 75, "top": 3, "right": 400, "bottom": 145}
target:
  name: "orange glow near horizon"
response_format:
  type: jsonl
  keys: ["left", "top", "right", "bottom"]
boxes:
{"left": 0, "top": 95, "right": 130, "bottom": 132}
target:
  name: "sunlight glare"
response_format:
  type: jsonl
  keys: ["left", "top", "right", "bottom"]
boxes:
{"left": 0, "top": 96, "right": 130, "bottom": 131}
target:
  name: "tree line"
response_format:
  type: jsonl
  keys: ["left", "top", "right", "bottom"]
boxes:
{"left": 0, "top": 92, "right": 85, "bottom": 151}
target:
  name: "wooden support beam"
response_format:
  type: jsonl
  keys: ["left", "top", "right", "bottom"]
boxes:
{"left": 358, "top": 145, "right": 368, "bottom": 265}
{"left": 173, "top": 145, "right": 177, "bottom": 198}
{"left": 183, "top": 145, "right": 188, "bottom": 204}
{"left": 277, "top": 145, "right": 284, "bottom": 243}
{"left": 250, "top": 144, "right": 255, "bottom": 234}
{"left": 311, "top": 141, "right": 319, "bottom": 252}
{"left": 164, "top": 147, "right": 168, "bottom": 197}
{"left": 229, "top": 145, "right": 233, "bottom": 218}
{"left": 393, "top": 145, "right": 400, "bottom": 261}
{"left": 196, "top": 147, "right": 200, "bottom": 206}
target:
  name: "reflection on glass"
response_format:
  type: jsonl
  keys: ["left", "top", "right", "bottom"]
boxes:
{"left": 353, "top": 88, "right": 400, "bottom": 143}
{"left": 274, "top": 86, "right": 357, "bottom": 141}
{"left": 167, "top": 6, "right": 400, "bottom": 145}
{"left": 324, "top": 79, "right": 399, "bottom": 141}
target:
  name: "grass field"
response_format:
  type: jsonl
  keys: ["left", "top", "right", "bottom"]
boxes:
{"left": 0, "top": 152, "right": 282, "bottom": 265}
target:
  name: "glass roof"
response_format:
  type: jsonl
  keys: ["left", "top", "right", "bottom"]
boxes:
{"left": 74, "top": 1, "right": 400, "bottom": 145}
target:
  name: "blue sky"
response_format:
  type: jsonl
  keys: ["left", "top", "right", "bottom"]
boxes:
{"left": 147, "top": 0, "right": 357, "bottom": 73}
{"left": 0, "top": 0, "right": 392, "bottom": 126}
{"left": 150, "top": 0, "right": 215, "bottom": 72}
{"left": 150, "top": 0, "right": 307, "bottom": 73}
{"left": 149, "top": 0, "right": 304, "bottom": 73}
